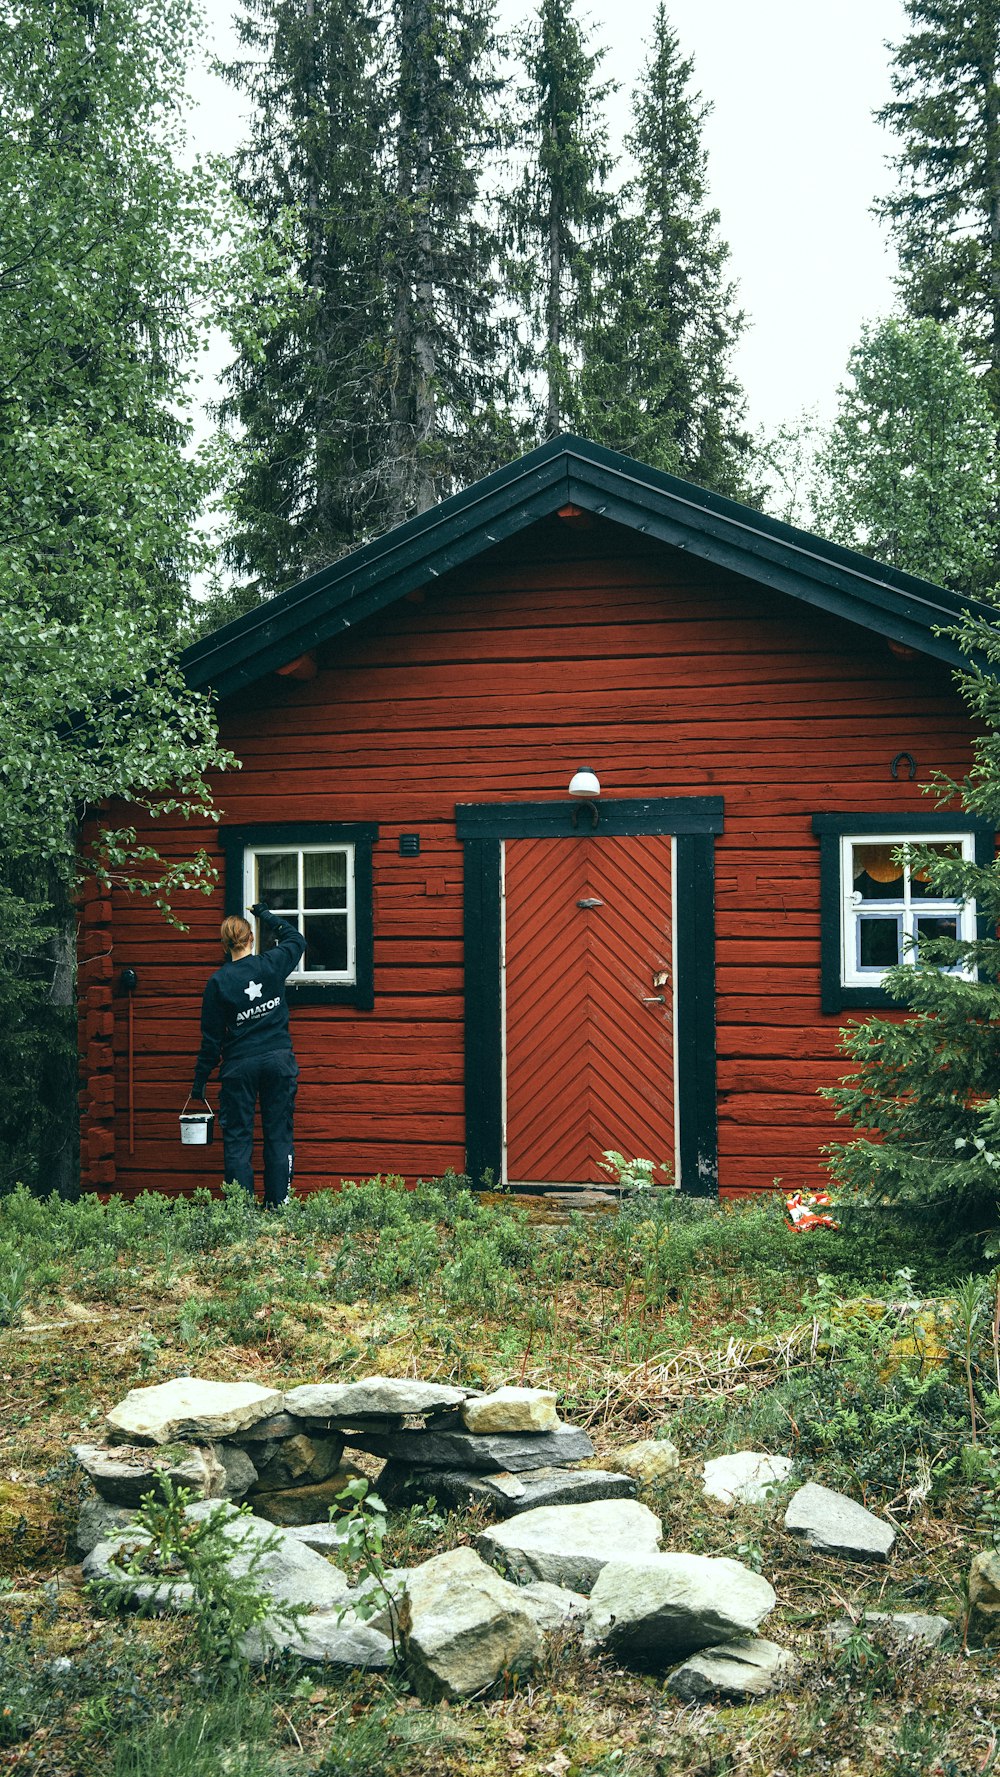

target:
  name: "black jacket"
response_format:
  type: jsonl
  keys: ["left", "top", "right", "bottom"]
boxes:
{"left": 192, "top": 914, "right": 305, "bottom": 1096}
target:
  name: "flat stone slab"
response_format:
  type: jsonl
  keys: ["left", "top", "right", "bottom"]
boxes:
{"left": 398, "top": 1546, "right": 541, "bottom": 1701}
{"left": 83, "top": 1502, "right": 351, "bottom": 1617}
{"left": 666, "top": 1637, "right": 799, "bottom": 1701}
{"left": 477, "top": 1499, "right": 661, "bottom": 1594}
{"left": 380, "top": 1462, "right": 636, "bottom": 1516}
{"left": 461, "top": 1388, "right": 558, "bottom": 1434}
{"left": 73, "top": 1443, "right": 153, "bottom": 1506}
{"left": 585, "top": 1553, "right": 777, "bottom": 1664}
{"left": 82, "top": 1531, "right": 195, "bottom": 1614}
{"left": 281, "top": 1521, "right": 352, "bottom": 1555}
{"left": 284, "top": 1377, "right": 471, "bottom": 1422}
{"left": 703, "top": 1452, "right": 794, "bottom": 1507}
{"left": 784, "top": 1482, "right": 895, "bottom": 1563}
{"left": 107, "top": 1379, "right": 283, "bottom": 1446}
{"left": 825, "top": 1612, "right": 950, "bottom": 1652}
{"left": 242, "top": 1611, "right": 394, "bottom": 1669}
{"left": 229, "top": 1412, "right": 304, "bottom": 1445}
{"left": 187, "top": 1503, "right": 352, "bottom": 1610}
{"left": 349, "top": 1422, "right": 594, "bottom": 1473}
{"left": 73, "top": 1440, "right": 257, "bottom": 1506}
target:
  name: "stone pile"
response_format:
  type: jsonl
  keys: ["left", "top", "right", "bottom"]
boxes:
{"left": 72, "top": 1374, "right": 944, "bottom": 1703}
{"left": 72, "top": 1374, "right": 635, "bottom": 1555}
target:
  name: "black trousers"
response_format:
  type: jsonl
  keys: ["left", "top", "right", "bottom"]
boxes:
{"left": 219, "top": 1051, "right": 299, "bottom": 1206}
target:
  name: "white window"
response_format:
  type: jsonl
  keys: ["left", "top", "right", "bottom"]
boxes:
{"left": 243, "top": 844, "right": 356, "bottom": 983}
{"left": 840, "top": 833, "right": 976, "bottom": 988}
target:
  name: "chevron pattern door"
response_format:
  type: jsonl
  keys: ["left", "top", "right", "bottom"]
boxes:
{"left": 503, "top": 834, "right": 675, "bottom": 1186}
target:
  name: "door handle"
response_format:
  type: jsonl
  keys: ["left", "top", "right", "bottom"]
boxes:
{"left": 641, "top": 995, "right": 667, "bottom": 1004}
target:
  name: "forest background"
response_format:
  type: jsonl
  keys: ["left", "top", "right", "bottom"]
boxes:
{"left": 5, "top": 0, "right": 1000, "bottom": 1203}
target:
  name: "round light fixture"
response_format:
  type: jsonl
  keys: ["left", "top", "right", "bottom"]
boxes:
{"left": 568, "top": 767, "right": 601, "bottom": 798}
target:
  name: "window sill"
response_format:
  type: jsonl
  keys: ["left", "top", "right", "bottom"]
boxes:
{"left": 287, "top": 981, "right": 374, "bottom": 1010}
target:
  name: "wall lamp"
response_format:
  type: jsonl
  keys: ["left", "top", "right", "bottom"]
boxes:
{"left": 569, "top": 766, "right": 601, "bottom": 829}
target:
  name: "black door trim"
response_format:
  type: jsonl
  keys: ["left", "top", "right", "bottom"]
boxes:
{"left": 459, "top": 798, "right": 722, "bottom": 1195}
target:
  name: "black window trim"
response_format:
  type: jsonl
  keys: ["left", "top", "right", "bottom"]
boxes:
{"left": 811, "top": 811, "right": 995, "bottom": 1014}
{"left": 221, "top": 823, "right": 377, "bottom": 1009}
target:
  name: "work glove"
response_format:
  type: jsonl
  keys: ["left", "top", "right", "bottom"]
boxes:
{"left": 250, "top": 901, "right": 275, "bottom": 924}
{"left": 192, "top": 1077, "right": 208, "bottom": 1101}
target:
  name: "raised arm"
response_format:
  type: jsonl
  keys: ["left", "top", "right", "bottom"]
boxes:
{"left": 251, "top": 902, "right": 307, "bottom": 980}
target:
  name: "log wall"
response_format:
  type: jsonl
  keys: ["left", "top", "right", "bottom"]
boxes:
{"left": 81, "top": 516, "right": 976, "bottom": 1198}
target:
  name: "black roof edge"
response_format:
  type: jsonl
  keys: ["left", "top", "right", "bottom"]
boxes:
{"left": 182, "top": 433, "right": 999, "bottom": 700}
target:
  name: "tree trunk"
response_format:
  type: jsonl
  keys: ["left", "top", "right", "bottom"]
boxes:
{"left": 983, "top": 45, "right": 1000, "bottom": 408}
{"left": 38, "top": 867, "right": 79, "bottom": 1200}
{"left": 412, "top": 77, "right": 437, "bottom": 515}
{"left": 388, "top": 0, "right": 437, "bottom": 524}
{"left": 546, "top": 117, "right": 562, "bottom": 438}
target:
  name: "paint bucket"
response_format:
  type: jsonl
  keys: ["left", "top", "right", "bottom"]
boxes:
{"left": 179, "top": 1096, "right": 214, "bottom": 1146}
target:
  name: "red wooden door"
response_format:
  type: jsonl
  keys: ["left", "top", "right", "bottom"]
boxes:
{"left": 504, "top": 834, "right": 675, "bottom": 1186}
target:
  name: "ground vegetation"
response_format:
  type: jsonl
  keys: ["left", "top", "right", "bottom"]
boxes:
{"left": 0, "top": 1178, "right": 996, "bottom": 1775}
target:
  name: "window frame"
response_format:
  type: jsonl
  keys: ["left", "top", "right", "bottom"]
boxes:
{"left": 221, "top": 823, "right": 377, "bottom": 1009}
{"left": 840, "top": 831, "right": 976, "bottom": 987}
{"left": 244, "top": 842, "right": 356, "bottom": 986}
{"left": 812, "top": 812, "right": 994, "bottom": 1014}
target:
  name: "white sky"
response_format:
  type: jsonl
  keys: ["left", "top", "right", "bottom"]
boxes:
{"left": 188, "top": 0, "right": 908, "bottom": 438}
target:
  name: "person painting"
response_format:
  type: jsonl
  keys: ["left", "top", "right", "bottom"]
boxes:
{"left": 191, "top": 904, "right": 306, "bottom": 1209}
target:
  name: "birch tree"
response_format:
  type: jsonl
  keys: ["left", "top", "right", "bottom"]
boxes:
{"left": 0, "top": 0, "right": 236, "bottom": 1193}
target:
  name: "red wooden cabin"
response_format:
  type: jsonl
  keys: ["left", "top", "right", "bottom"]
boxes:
{"left": 79, "top": 436, "right": 995, "bottom": 1200}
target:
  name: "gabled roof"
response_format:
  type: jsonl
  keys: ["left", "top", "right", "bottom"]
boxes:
{"left": 182, "top": 434, "right": 994, "bottom": 700}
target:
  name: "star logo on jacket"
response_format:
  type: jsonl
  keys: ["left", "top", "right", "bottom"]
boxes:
{"left": 244, "top": 980, "right": 264, "bottom": 1002}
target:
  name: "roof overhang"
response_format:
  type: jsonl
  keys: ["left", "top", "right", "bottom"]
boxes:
{"left": 182, "top": 434, "right": 996, "bottom": 701}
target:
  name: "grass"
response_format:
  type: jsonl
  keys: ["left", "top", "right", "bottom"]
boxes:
{"left": 0, "top": 1173, "right": 997, "bottom": 1776}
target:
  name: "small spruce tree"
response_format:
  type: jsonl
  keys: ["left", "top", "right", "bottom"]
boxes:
{"left": 825, "top": 626, "right": 1000, "bottom": 1242}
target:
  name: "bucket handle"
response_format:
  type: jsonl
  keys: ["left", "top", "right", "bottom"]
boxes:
{"left": 181, "top": 1093, "right": 212, "bottom": 1114}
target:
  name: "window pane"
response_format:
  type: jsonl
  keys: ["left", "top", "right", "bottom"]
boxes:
{"left": 304, "top": 850, "right": 347, "bottom": 910}
{"left": 257, "top": 851, "right": 298, "bottom": 906}
{"left": 261, "top": 912, "right": 301, "bottom": 954}
{"left": 302, "top": 913, "right": 348, "bottom": 973}
{"left": 916, "top": 916, "right": 959, "bottom": 947}
{"left": 911, "top": 842, "right": 961, "bottom": 901}
{"left": 852, "top": 843, "right": 903, "bottom": 901}
{"left": 858, "top": 916, "right": 901, "bottom": 969}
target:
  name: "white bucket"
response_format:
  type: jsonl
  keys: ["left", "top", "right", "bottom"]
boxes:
{"left": 179, "top": 1104, "right": 215, "bottom": 1146}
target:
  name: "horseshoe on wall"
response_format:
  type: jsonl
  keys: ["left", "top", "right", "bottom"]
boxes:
{"left": 890, "top": 751, "right": 917, "bottom": 781}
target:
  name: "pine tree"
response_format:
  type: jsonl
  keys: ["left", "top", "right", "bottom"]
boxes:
{"left": 504, "top": 0, "right": 615, "bottom": 438}
{"left": 218, "top": 0, "right": 515, "bottom": 593}
{"left": 878, "top": 1, "right": 1000, "bottom": 419}
{"left": 577, "top": 5, "right": 750, "bottom": 494}
{"left": 218, "top": 0, "right": 389, "bottom": 592}
{"left": 813, "top": 316, "right": 997, "bottom": 591}
{"left": 382, "top": 0, "right": 518, "bottom": 523}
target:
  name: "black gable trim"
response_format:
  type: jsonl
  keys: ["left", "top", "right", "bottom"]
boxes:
{"left": 183, "top": 435, "right": 996, "bottom": 701}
